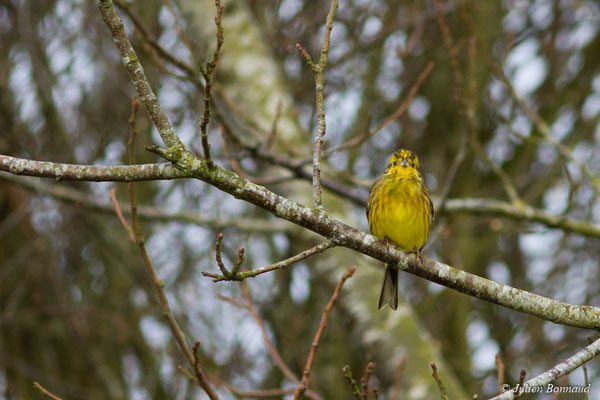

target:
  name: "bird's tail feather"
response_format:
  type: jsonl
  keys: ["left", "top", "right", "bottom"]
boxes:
{"left": 378, "top": 265, "right": 399, "bottom": 310}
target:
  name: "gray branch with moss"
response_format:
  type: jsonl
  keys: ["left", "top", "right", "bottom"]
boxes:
{"left": 3, "top": 151, "right": 600, "bottom": 330}
{"left": 488, "top": 337, "right": 600, "bottom": 400}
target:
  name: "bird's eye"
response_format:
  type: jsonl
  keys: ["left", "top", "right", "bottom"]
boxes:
{"left": 392, "top": 161, "right": 397, "bottom": 166}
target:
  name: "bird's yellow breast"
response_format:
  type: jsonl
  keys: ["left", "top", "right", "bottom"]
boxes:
{"left": 367, "top": 173, "right": 432, "bottom": 251}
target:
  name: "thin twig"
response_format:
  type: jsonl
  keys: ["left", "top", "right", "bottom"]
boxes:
{"left": 435, "top": 33, "right": 473, "bottom": 217}
{"left": 247, "top": 148, "right": 370, "bottom": 205}
{"left": 239, "top": 281, "right": 299, "bottom": 385}
{"left": 583, "top": 362, "right": 590, "bottom": 400}
{"left": 198, "top": 0, "right": 225, "bottom": 168}
{"left": 548, "top": 376, "right": 568, "bottom": 400}
{"left": 217, "top": 294, "right": 248, "bottom": 309}
{"left": 491, "top": 62, "right": 600, "bottom": 194}
{"left": 113, "top": 0, "right": 196, "bottom": 77}
{"left": 471, "top": 138, "right": 521, "bottom": 203}
{"left": 127, "top": 96, "right": 140, "bottom": 237}
{"left": 220, "top": 124, "right": 294, "bottom": 185}
{"left": 219, "top": 124, "right": 297, "bottom": 186}
{"left": 360, "top": 362, "right": 376, "bottom": 400}
{"left": 217, "top": 288, "right": 322, "bottom": 400}
{"left": 495, "top": 352, "right": 505, "bottom": 394}
{"left": 583, "top": 338, "right": 591, "bottom": 400}
{"left": 434, "top": 0, "right": 463, "bottom": 100}
{"left": 219, "top": 124, "right": 248, "bottom": 178}
{"left": 214, "top": 233, "right": 228, "bottom": 275}
{"left": 342, "top": 366, "right": 362, "bottom": 399}
{"left": 208, "top": 232, "right": 246, "bottom": 280}
{"left": 33, "top": 382, "right": 65, "bottom": 400}
{"left": 265, "top": 102, "right": 283, "bottom": 150}
{"left": 111, "top": 185, "right": 220, "bottom": 400}
{"left": 293, "top": 266, "right": 355, "bottom": 399}
{"left": 231, "top": 247, "right": 245, "bottom": 277}
{"left": 296, "top": 43, "right": 316, "bottom": 72}
{"left": 301, "top": 62, "right": 434, "bottom": 164}
{"left": 208, "top": 370, "right": 317, "bottom": 399}
{"left": 514, "top": 369, "right": 526, "bottom": 399}
{"left": 110, "top": 189, "right": 133, "bottom": 241}
{"left": 160, "top": 0, "right": 200, "bottom": 62}
{"left": 296, "top": 0, "right": 339, "bottom": 209}
{"left": 434, "top": 127, "right": 468, "bottom": 220}
{"left": 391, "top": 358, "right": 406, "bottom": 398}
{"left": 430, "top": 363, "right": 451, "bottom": 400}
{"left": 203, "top": 240, "right": 337, "bottom": 281}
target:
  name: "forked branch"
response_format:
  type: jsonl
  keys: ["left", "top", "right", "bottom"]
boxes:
{"left": 203, "top": 240, "right": 337, "bottom": 281}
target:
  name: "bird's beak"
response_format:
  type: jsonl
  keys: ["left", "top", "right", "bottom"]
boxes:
{"left": 400, "top": 158, "right": 409, "bottom": 167}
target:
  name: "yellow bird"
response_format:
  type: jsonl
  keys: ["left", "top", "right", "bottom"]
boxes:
{"left": 366, "top": 149, "right": 434, "bottom": 310}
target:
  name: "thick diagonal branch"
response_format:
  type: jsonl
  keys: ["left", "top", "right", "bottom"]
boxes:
{"left": 3, "top": 154, "right": 600, "bottom": 328}
{"left": 97, "top": 0, "right": 184, "bottom": 150}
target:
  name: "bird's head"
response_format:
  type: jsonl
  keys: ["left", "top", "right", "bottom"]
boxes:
{"left": 386, "top": 149, "right": 420, "bottom": 174}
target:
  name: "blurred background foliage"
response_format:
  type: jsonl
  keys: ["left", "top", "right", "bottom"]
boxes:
{"left": 1, "top": 0, "right": 600, "bottom": 398}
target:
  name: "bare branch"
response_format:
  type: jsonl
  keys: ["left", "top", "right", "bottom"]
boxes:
{"left": 239, "top": 282, "right": 300, "bottom": 385}
{"left": 113, "top": 0, "right": 196, "bottom": 76}
{"left": 430, "top": 363, "right": 451, "bottom": 400}
{"left": 198, "top": 0, "right": 225, "bottom": 168}
{"left": 216, "top": 288, "right": 323, "bottom": 400}
{"left": 307, "top": 62, "right": 434, "bottom": 163}
{"left": 491, "top": 62, "right": 600, "bottom": 193}
{"left": 391, "top": 358, "right": 406, "bottom": 398}
{"left": 515, "top": 370, "right": 526, "bottom": 399}
{"left": 296, "top": 43, "right": 316, "bottom": 72}
{"left": 471, "top": 139, "right": 521, "bottom": 203}
{"left": 297, "top": 0, "right": 339, "bottom": 209}
{"left": 4, "top": 153, "right": 600, "bottom": 328}
{"left": 231, "top": 247, "right": 245, "bottom": 277}
{"left": 206, "top": 232, "right": 246, "bottom": 281}
{"left": 434, "top": 0, "right": 463, "bottom": 100}
{"left": 110, "top": 108, "right": 219, "bottom": 399}
{"left": 485, "top": 339, "right": 600, "bottom": 400}
{"left": 0, "top": 155, "right": 190, "bottom": 181}
{"left": 199, "top": 0, "right": 225, "bottom": 168}
{"left": 97, "top": 0, "right": 183, "bottom": 150}
{"left": 203, "top": 240, "right": 336, "bottom": 281}
{"left": 33, "top": 382, "right": 65, "bottom": 400}
{"left": 342, "top": 366, "right": 362, "bottom": 399}
{"left": 442, "top": 198, "right": 600, "bottom": 239}
{"left": 294, "top": 266, "right": 355, "bottom": 399}
{"left": 204, "top": 370, "right": 311, "bottom": 399}
{"left": 0, "top": 172, "right": 295, "bottom": 234}
{"left": 495, "top": 352, "right": 505, "bottom": 395}
{"left": 110, "top": 189, "right": 134, "bottom": 241}
{"left": 360, "top": 362, "right": 376, "bottom": 400}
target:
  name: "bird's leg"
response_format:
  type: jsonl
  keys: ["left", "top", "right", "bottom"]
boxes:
{"left": 383, "top": 237, "right": 395, "bottom": 259}
{"left": 408, "top": 247, "right": 424, "bottom": 264}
